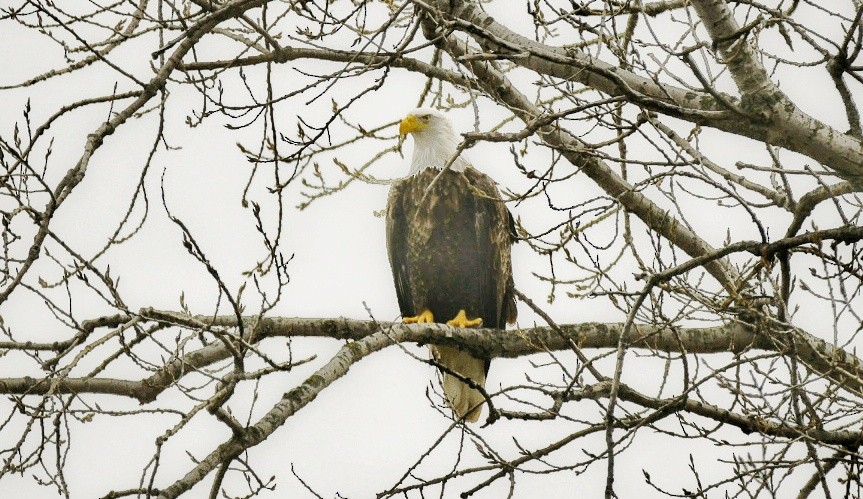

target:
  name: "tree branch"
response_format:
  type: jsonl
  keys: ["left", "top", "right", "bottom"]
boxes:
{"left": 3, "top": 306, "right": 863, "bottom": 401}
{"left": 417, "top": 1, "right": 742, "bottom": 292}
{"left": 179, "top": 46, "right": 480, "bottom": 91}
{"left": 423, "top": 0, "right": 863, "bottom": 185}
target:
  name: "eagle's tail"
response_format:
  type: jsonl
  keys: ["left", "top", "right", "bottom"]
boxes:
{"left": 430, "top": 345, "right": 487, "bottom": 422}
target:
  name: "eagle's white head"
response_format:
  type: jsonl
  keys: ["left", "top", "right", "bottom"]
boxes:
{"left": 399, "top": 108, "right": 470, "bottom": 176}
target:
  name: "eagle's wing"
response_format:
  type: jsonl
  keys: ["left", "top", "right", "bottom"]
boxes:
{"left": 464, "top": 167, "right": 518, "bottom": 329}
{"left": 385, "top": 179, "right": 414, "bottom": 318}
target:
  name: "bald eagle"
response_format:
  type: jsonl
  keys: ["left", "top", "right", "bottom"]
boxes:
{"left": 386, "top": 108, "right": 517, "bottom": 422}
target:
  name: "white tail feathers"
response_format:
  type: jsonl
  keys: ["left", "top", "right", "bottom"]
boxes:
{"left": 429, "top": 345, "right": 487, "bottom": 422}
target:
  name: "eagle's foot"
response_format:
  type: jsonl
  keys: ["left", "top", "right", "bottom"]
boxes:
{"left": 404, "top": 309, "right": 435, "bottom": 324}
{"left": 447, "top": 309, "right": 483, "bottom": 328}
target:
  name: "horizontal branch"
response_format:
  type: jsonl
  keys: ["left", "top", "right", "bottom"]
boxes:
{"left": 2, "top": 311, "right": 862, "bottom": 402}
{"left": 2, "top": 227, "right": 861, "bottom": 404}
{"left": 2, "top": 312, "right": 857, "bottom": 496}
{"left": 106, "top": 314, "right": 863, "bottom": 496}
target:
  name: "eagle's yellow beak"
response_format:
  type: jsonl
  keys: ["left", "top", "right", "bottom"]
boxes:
{"left": 399, "top": 114, "right": 427, "bottom": 137}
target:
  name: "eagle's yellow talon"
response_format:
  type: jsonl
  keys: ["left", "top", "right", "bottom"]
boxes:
{"left": 404, "top": 309, "right": 434, "bottom": 324}
{"left": 447, "top": 309, "right": 483, "bottom": 328}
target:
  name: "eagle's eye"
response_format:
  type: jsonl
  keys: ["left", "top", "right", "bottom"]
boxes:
{"left": 420, "top": 115, "right": 431, "bottom": 122}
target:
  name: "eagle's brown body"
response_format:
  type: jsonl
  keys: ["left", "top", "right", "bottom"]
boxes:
{"left": 386, "top": 166, "right": 517, "bottom": 420}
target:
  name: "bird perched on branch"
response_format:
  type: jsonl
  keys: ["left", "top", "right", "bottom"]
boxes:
{"left": 386, "top": 108, "right": 517, "bottom": 422}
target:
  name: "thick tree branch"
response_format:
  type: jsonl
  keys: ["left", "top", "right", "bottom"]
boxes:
{"left": 688, "top": 0, "right": 774, "bottom": 97}
{"left": 0, "top": 318, "right": 750, "bottom": 401}
{"left": 688, "top": 0, "right": 863, "bottom": 184}
{"left": 3, "top": 308, "right": 863, "bottom": 400}
{"left": 423, "top": 0, "right": 863, "bottom": 185}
